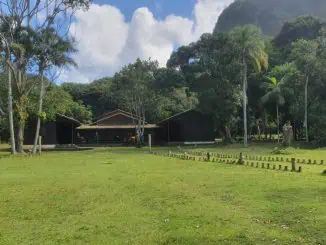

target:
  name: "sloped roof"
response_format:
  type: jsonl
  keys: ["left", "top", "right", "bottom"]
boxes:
{"left": 77, "top": 124, "right": 160, "bottom": 130}
{"left": 56, "top": 113, "right": 81, "bottom": 125}
{"left": 93, "top": 109, "right": 146, "bottom": 125}
{"left": 156, "top": 109, "right": 195, "bottom": 124}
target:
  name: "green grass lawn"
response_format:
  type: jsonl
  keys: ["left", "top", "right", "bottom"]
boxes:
{"left": 0, "top": 144, "right": 326, "bottom": 245}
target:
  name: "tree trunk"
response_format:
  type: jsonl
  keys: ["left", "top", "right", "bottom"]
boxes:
{"left": 257, "top": 120, "right": 261, "bottom": 140}
{"left": 7, "top": 68, "right": 16, "bottom": 154}
{"left": 304, "top": 75, "right": 309, "bottom": 143}
{"left": 243, "top": 61, "right": 248, "bottom": 147}
{"left": 276, "top": 104, "right": 279, "bottom": 143}
{"left": 264, "top": 111, "right": 268, "bottom": 140}
{"left": 16, "top": 121, "right": 25, "bottom": 153}
{"left": 224, "top": 125, "right": 234, "bottom": 144}
{"left": 32, "top": 73, "right": 44, "bottom": 154}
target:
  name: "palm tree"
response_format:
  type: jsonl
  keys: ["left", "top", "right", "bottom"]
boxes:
{"left": 32, "top": 28, "right": 77, "bottom": 154}
{"left": 260, "top": 77, "right": 285, "bottom": 143}
{"left": 231, "top": 25, "right": 268, "bottom": 147}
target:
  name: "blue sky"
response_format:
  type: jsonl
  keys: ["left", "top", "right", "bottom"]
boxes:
{"left": 61, "top": 0, "right": 234, "bottom": 83}
{"left": 95, "top": 0, "right": 196, "bottom": 21}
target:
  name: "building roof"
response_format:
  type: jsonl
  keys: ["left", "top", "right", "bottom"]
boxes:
{"left": 77, "top": 124, "right": 160, "bottom": 130}
{"left": 57, "top": 114, "right": 81, "bottom": 125}
{"left": 156, "top": 109, "right": 195, "bottom": 124}
{"left": 93, "top": 109, "right": 146, "bottom": 125}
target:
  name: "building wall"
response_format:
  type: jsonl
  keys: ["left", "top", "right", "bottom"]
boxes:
{"left": 24, "top": 121, "right": 57, "bottom": 145}
{"left": 76, "top": 128, "right": 158, "bottom": 145}
{"left": 160, "top": 111, "right": 216, "bottom": 142}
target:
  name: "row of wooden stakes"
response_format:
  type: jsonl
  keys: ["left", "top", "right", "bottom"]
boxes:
{"left": 244, "top": 161, "right": 302, "bottom": 173}
{"left": 188, "top": 151, "right": 324, "bottom": 165}
{"left": 150, "top": 151, "right": 302, "bottom": 173}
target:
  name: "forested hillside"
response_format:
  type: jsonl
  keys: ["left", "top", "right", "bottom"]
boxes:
{"left": 215, "top": 0, "right": 326, "bottom": 36}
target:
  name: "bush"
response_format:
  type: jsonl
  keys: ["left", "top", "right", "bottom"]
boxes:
{"left": 322, "top": 170, "right": 326, "bottom": 176}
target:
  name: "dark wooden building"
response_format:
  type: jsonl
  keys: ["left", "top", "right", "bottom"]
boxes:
{"left": 76, "top": 109, "right": 160, "bottom": 145}
{"left": 157, "top": 109, "right": 216, "bottom": 144}
{"left": 24, "top": 114, "right": 81, "bottom": 145}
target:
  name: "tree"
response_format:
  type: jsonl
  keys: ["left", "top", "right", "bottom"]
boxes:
{"left": 62, "top": 77, "right": 116, "bottom": 118}
{"left": 260, "top": 77, "right": 285, "bottom": 143}
{"left": 166, "top": 32, "right": 243, "bottom": 143}
{"left": 289, "top": 39, "right": 319, "bottom": 143}
{"left": 0, "top": 0, "right": 90, "bottom": 153}
{"left": 32, "top": 28, "right": 77, "bottom": 154}
{"left": 230, "top": 25, "right": 268, "bottom": 146}
{"left": 28, "top": 82, "right": 92, "bottom": 123}
{"left": 111, "top": 59, "right": 159, "bottom": 146}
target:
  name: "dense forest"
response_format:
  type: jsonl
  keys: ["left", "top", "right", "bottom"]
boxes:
{"left": 1, "top": 0, "right": 326, "bottom": 153}
{"left": 60, "top": 15, "right": 326, "bottom": 146}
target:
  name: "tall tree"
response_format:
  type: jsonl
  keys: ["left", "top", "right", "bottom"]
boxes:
{"left": 111, "top": 59, "right": 159, "bottom": 146}
{"left": 289, "top": 39, "right": 319, "bottom": 143}
{"left": 230, "top": 25, "right": 268, "bottom": 146}
{"left": 32, "top": 28, "right": 76, "bottom": 154}
{"left": 260, "top": 77, "right": 285, "bottom": 143}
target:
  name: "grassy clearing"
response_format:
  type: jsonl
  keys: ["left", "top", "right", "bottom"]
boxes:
{"left": 0, "top": 144, "right": 326, "bottom": 245}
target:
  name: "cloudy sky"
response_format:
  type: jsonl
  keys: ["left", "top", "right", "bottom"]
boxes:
{"left": 60, "top": 0, "right": 234, "bottom": 83}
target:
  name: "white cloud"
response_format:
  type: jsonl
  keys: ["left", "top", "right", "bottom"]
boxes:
{"left": 63, "top": 0, "right": 234, "bottom": 83}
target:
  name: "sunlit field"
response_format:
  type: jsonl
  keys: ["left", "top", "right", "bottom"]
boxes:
{"left": 0, "top": 144, "right": 325, "bottom": 245}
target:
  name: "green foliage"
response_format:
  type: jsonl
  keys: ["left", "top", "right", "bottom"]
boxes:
{"left": 38, "top": 111, "right": 47, "bottom": 121}
{"left": 230, "top": 25, "right": 268, "bottom": 73}
{"left": 62, "top": 77, "right": 116, "bottom": 118}
{"left": 27, "top": 79, "right": 92, "bottom": 123}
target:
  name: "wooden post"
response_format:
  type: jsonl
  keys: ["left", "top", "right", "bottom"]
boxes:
{"left": 148, "top": 134, "right": 152, "bottom": 152}
{"left": 267, "top": 163, "right": 270, "bottom": 169}
{"left": 321, "top": 160, "right": 324, "bottom": 165}
{"left": 298, "top": 166, "right": 302, "bottom": 173}
{"left": 207, "top": 152, "right": 211, "bottom": 162}
{"left": 239, "top": 152, "right": 244, "bottom": 165}
{"left": 284, "top": 166, "right": 288, "bottom": 171}
{"left": 38, "top": 136, "right": 42, "bottom": 154}
{"left": 279, "top": 165, "right": 282, "bottom": 170}
{"left": 291, "top": 158, "right": 296, "bottom": 172}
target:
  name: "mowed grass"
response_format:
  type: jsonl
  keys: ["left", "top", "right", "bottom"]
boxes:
{"left": 0, "top": 144, "right": 326, "bottom": 245}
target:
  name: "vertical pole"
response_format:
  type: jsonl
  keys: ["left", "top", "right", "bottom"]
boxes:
{"left": 71, "top": 124, "right": 73, "bottom": 145}
{"left": 148, "top": 134, "right": 152, "bottom": 152}
{"left": 291, "top": 158, "right": 296, "bottom": 172}
{"left": 38, "top": 136, "right": 42, "bottom": 155}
